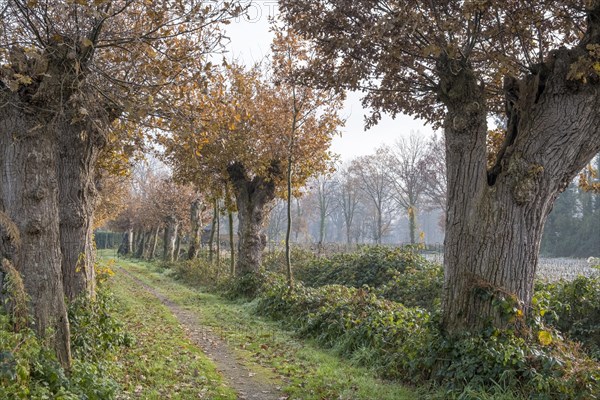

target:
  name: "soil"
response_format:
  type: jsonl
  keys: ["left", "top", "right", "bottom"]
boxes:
{"left": 119, "top": 267, "right": 286, "bottom": 400}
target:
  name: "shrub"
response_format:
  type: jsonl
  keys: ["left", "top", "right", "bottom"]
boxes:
{"left": 219, "top": 271, "right": 284, "bottom": 300}
{"left": 376, "top": 264, "right": 443, "bottom": 310}
{"left": 535, "top": 275, "right": 600, "bottom": 359}
{"left": 161, "top": 257, "right": 229, "bottom": 289}
{"left": 255, "top": 279, "right": 600, "bottom": 399}
{"left": 0, "top": 258, "right": 131, "bottom": 399}
{"left": 262, "top": 247, "right": 316, "bottom": 274}
{"left": 295, "top": 245, "right": 433, "bottom": 288}
{"left": 68, "top": 287, "right": 133, "bottom": 363}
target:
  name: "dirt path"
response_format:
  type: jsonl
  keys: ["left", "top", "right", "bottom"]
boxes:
{"left": 118, "top": 267, "right": 285, "bottom": 400}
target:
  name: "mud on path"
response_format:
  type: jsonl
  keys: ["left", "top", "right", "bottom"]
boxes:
{"left": 118, "top": 267, "right": 285, "bottom": 400}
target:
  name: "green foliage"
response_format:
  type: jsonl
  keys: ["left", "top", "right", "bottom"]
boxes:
{"left": 0, "top": 314, "right": 120, "bottom": 399}
{"left": 282, "top": 245, "right": 443, "bottom": 310}
{"left": 295, "top": 245, "right": 429, "bottom": 288}
{"left": 262, "top": 247, "right": 316, "bottom": 273}
{"left": 0, "top": 259, "right": 132, "bottom": 399}
{"left": 535, "top": 276, "right": 600, "bottom": 359}
{"left": 220, "top": 271, "right": 282, "bottom": 300}
{"left": 376, "top": 264, "right": 443, "bottom": 310}
{"left": 255, "top": 278, "right": 600, "bottom": 399}
{"left": 68, "top": 287, "right": 134, "bottom": 363}
{"left": 160, "top": 257, "right": 228, "bottom": 288}
{"left": 256, "top": 279, "right": 434, "bottom": 381}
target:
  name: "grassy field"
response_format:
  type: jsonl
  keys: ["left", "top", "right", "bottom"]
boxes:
{"left": 104, "top": 252, "right": 420, "bottom": 400}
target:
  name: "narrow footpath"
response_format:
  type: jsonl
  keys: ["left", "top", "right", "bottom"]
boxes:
{"left": 118, "top": 266, "right": 285, "bottom": 400}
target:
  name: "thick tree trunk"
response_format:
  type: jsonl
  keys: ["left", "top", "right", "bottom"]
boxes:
{"left": 440, "top": 48, "right": 600, "bottom": 334}
{"left": 174, "top": 231, "right": 182, "bottom": 262}
{"left": 228, "top": 209, "right": 235, "bottom": 276}
{"left": 228, "top": 162, "right": 279, "bottom": 275}
{"left": 148, "top": 226, "right": 160, "bottom": 260}
{"left": 208, "top": 201, "right": 217, "bottom": 263}
{"left": 0, "top": 105, "right": 72, "bottom": 368}
{"left": 118, "top": 228, "right": 133, "bottom": 256}
{"left": 58, "top": 122, "right": 101, "bottom": 301}
{"left": 163, "top": 216, "right": 178, "bottom": 262}
{"left": 131, "top": 230, "right": 137, "bottom": 255}
{"left": 188, "top": 199, "right": 203, "bottom": 260}
{"left": 135, "top": 230, "right": 149, "bottom": 259}
{"left": 216, "top": 206, "right": 221, "bottom": 266}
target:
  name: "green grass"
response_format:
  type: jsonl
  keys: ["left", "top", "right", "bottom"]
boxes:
{"left": 107, "top": 260, "right": 236, "bottom": 400}
{"left": 104, "top": 252, "right": 419, "bottom": 400}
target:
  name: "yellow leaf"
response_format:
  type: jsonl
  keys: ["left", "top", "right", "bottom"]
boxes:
{"left": 538, "top": 330, "right": 553, "bottom": 346}
{"left": 13, "top": 73, "right": 32, "bottom": 85}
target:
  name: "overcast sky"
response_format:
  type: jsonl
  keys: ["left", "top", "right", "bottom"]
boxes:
{"left": 222, "top": 1, "right": 438, "bottom": 162}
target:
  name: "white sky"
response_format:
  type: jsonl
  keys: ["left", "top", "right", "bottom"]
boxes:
{"left": 222, "top": 1, "right": 437, "bottom": 162}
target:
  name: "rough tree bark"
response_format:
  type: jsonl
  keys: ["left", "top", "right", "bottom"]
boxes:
{"left": 148, "top": 226, "right": 160, "bottom": 260}
{"left": 117, "top": 228, "right": 133, "bottom": 256}
{"left": 58, "top": 120, "right": 103, "bottom": 301}
{"left": 0, "top": 98, "right": 72, "bottom": 368}
{"left": 188, "top": 199, "right": 203, "bottom": 260}
{"left": 440, "top": 39, "right": 600, "bottom": 334}
{"left": 135, "top": 230, "right": 149, "bottom": 259}
{"left": 174, "top": 231, "right": 182, "bottom": 262}
{"left": 208, "top": 201, "right": 217, "bottom": 263}
{"left": 227, "top": 162, "right": 279, "bottom": 275}
{"left": 163, "top": 216, "right": 178, "bottom": 262}
{"left": 228, "top": 209, "right": 235, "bottom": 275}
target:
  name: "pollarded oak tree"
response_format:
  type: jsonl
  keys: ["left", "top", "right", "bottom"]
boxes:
{"left": 161, "top": 64, "right": 343, "bottom": 276}
{"left": 279, "top": 0, "right": 600, "bottom": 334}
{"left": 0, "top": 0, "right": 238, "bottom": 366}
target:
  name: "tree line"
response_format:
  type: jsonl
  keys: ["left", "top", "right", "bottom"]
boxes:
{"left": 1, "top": 0, "right": 599, "bottom": 371}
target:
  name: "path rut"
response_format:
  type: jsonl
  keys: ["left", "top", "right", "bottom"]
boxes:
{"left": 118, "top": 267, "right": 285, "bottom": 400}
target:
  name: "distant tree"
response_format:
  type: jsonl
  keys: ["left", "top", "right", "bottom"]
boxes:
{"left": 386, "top": 134, "right": 429, "bottom": 244}
{"left": 309, "top": 174, "right": 338, "bottom": 245}
{"left": 421, "top": 134, "right": 447, "bottom": 217}
{"left": 348, "top": 149, "right": 396, "bottom": 244}
{"left": 333, "top": 165, "right": 363, "bottom": 244}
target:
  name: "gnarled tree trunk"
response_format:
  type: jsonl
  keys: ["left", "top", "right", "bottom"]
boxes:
{"left": 188, "top": 199, "right": 203, "bottom": 260}
{"left": 163, "top": 216, "right": 178, "bottom": 262}
{"left": 147, "top": 227, "right": 160, "bottom": 260}
{"left": 58, "top": 121, "right": 102, "bottom": 301}
{"left": 0, "top": 101, "right": 72, "bottom": 368}
{"left": 174, "top": 231, "right": 182, "bottom": 262}
{"left": 208, "top": 201, "right": 217, "bottom": 263}
{"left": 227, "top": 162, "right": 279, "bottom": 275}
{"left": 117, "top": 227, "right": 133, "bottom": 256}
{"left": 440, "top": 46, "right": 600, "bottom": 334}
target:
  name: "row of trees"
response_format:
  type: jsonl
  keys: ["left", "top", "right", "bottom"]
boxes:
{"left": 0, "top": 0, "right": 242, "bottom": 368}
{"left": 1, "top": 0, "right": 599, "bottom": 371}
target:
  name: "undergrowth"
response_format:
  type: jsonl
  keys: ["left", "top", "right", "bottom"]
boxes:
{"left": 0, "top": 259, "right": 131, "bottom": 399}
